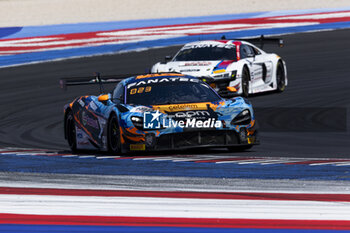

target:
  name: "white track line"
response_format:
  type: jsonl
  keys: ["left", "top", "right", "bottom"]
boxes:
{"left": 0, "top": 194, "right": 349, "bottom": 220}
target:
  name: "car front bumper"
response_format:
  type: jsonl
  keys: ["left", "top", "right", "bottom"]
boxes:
{"left": 122, "top": 128, "right": 259, "bottom": 152}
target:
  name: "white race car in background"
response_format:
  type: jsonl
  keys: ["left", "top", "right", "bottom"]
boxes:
{"left": 151, "top": 36, "right": 287, "bottom": 97}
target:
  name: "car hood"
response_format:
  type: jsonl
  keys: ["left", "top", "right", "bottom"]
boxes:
{"left": 165, "top": 60, "right": 236, "bottom": 77}
{"left": 124, "top": 99, "right": 249, "bottom": 121}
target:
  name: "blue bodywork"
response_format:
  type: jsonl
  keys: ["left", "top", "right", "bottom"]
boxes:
{"left": 64, "top": 73, "right": 258, "bottom": 153}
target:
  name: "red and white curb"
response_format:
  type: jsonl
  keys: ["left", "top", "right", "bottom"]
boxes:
{"left": 1, "top": 11, "right": 350, "bottom": 55}
{"left": 1, "top": 147, "right": 350, "bottom": 166}
{"left": 0, "top": 187, "right": 350, "bottom": 229}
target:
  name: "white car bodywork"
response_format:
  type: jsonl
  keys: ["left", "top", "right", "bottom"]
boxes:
{"left": 151, "top": 40, "right": 287, "bottom": 96}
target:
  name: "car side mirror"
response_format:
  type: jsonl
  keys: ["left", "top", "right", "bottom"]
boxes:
{"left": 227, "top": 86, "right": 237, "bottom": 93}
{"left": 98, "top": 94, "right": 109, "bottom": 102}
{"left": 164, "top": 55, "right": 172, "bottom": 63}
{"left": 223, "top": 86, "right": 239, "bottom": 98}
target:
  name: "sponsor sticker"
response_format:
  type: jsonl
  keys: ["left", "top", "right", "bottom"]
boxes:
{"left": 143, "top": 110, "right": 222, "bottom": 129}
{"left": 89, "top": 101, "right": 97, "bottom": 111}
{"left": 135, "top": 73, "right": 184, "bottom": 79}
{"left": 182, "top": 44, "right": 234, "bottom": 50}
{"left": 130, "top": 144, "right": 146, "bottom": 151}
{"left": 182, "top": 62, "right": 212, "bottom": 66}
{"left": 78, "top": 99, "right": 85, "bottom": 107}
{"left": 81, "top": 111, "right": 99, "bottom": 129}
{"left": 127, "top": 77, "right": 199, "bottom": 89}
{"left": 179, "top": 69, "right": 200, "bottom": 72}
{"left": 153, "top": 103, "right": 212, "bottom": 112}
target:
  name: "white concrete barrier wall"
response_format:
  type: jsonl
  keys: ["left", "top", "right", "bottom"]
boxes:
{"left": 1, "top": 0, "right": 350, "bottom": 27}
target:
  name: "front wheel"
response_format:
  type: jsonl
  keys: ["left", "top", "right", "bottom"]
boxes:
{"left": 241, "top": 67, "right": 250, "bottom": 98}
{"left": 65, "top": 111, "right": 77, "bottom": 152}
{"left": 276, "top": 61, "right": 286, "bottom": 92}
{"left": 107, "top": 114, "right": 122, "bottom": 154}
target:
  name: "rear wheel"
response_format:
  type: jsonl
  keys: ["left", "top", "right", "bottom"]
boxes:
{"left": 276, "top": 61, "right": 286, "bottom": 92}
{"left": 107, "top": 114, "right": 121, "bottom": 154}
{"left": 241, "top": 67, "right": 250, "bottom": 97}
{"left": 65, "top": 111, "right": 77, "bottom": 152}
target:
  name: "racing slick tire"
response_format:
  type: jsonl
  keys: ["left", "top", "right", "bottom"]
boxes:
{"left": 107, "top": 113, "right": 122, "bottom": 154}
{"left": 65, "top": 110, "right": 77, "bottom": 152}
{"left": 241, "top": 67, "right": 250, "bottom": 98}
{"left": 276, "top": 61, "right": 286, "bottom": 92}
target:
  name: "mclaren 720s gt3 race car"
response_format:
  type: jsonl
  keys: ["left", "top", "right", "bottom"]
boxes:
{"left": 151, "top": 36, "right": 287, "bottom": 97}
{"left": 62, "top": 73, "right": 258, "bottom": 154}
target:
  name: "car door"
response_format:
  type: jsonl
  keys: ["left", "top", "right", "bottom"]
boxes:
{"left": 241, "top": 44, "right": 274, "bottom": 92}
{"left": 240, "top": 44, "right": 263, "bottom": 85}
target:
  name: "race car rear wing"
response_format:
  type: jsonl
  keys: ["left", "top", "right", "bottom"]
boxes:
{"left": 221, "top": 35, "right": 284, "bottom": 49}
{"left": 59, "top": 72, "right": 137, "bottom": 93}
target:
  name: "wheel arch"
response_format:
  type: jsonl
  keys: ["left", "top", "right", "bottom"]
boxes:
{"left": 276, "top": 58, "right": 287, "bottom": 76}
{"left": 275, "top": 58, "right": 288, "bottom": 91}
{"left": 277, "top": 58, "right": 284, "bottom": 69}
{"left": 277, "top": 58, "right": 288, "bottom": 86}
{"left": 107, "top": 109, "right": 119, "bottom": 123}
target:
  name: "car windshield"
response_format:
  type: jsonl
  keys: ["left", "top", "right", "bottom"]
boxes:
{"left": 173, "top": 44, "right": 237, "bottom": 61}
{"left": 126, "top": 79, "right": 221, "bottom": 106}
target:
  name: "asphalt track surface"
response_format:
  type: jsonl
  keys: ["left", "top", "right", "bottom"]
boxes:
{"left": 0, "top": 29, "right": 350, "bottom": 158}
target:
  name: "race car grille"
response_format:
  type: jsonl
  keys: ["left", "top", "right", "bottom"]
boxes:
{"left": 155, "top": 130, "right": 239, "bottom": 150}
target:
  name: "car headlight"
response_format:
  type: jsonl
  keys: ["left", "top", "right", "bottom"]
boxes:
{"left": 212, "top": 71, "right": 237, "bottom": 80}
{"left": 231, "top": 109, "right": 251, "bottom": 125}
{"left": 131, "top": 116, "right": 143, "bottom": 129}
{"left": 213, "top": 72, "right": 230, "bottom": 79}
{"left": 230, "top": 70, "right": 237, "bottom": 80}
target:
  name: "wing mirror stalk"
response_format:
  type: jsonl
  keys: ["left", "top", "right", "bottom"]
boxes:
{"left": 161, "top": 55, "right": 173, "bottom": 64}
{"left": 224, "top": 86, "right": 239, "bottom": 98}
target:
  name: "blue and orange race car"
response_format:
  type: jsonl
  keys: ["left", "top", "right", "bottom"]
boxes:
{"left": 62, "top": 73, "right": 258, "bottom": 153}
